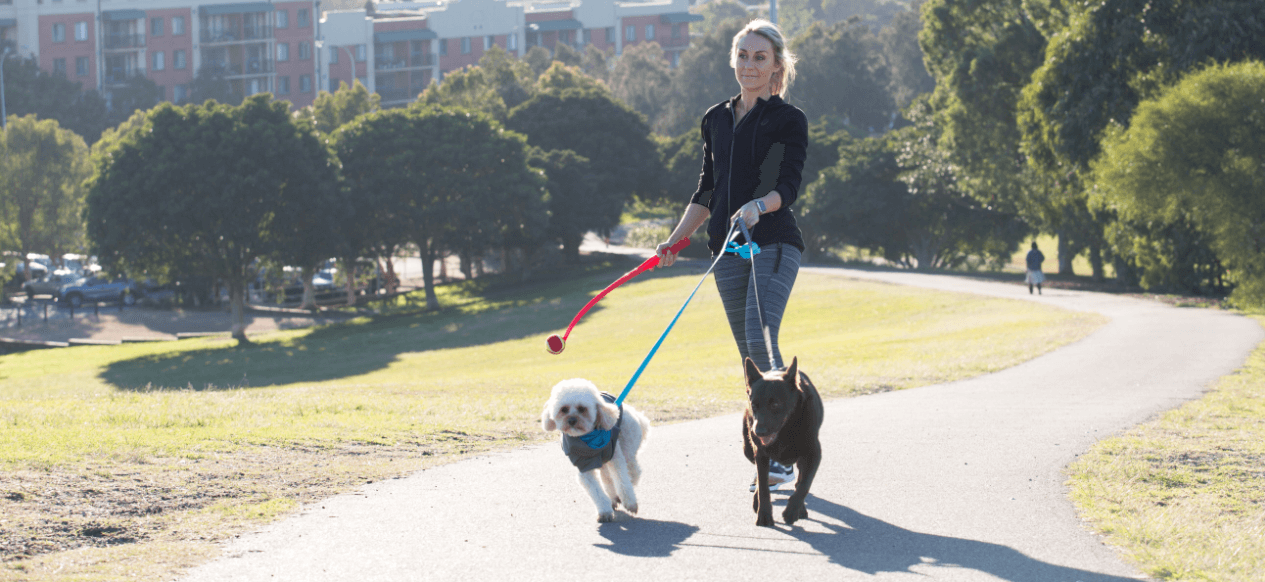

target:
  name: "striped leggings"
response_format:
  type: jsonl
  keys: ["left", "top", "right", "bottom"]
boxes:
{"left": 713, "top": 243, "right": 801, "bottom": 373}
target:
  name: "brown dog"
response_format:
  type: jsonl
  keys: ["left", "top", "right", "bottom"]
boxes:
{"left": 742, "top": 356, "right": 823, "bottom": 527}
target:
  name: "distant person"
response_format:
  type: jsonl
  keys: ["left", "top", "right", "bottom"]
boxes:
{"left": 1026, "top": 242, "right": 1045, "bottom": 295}
{"left": 653, "top": 19, "right": 807, "bottom": 492}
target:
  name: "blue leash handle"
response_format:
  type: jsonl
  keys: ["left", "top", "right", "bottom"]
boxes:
{"left": 615, "top": 223, "right": 741, "bottom": 406}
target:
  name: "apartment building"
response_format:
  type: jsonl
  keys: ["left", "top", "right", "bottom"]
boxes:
{"left": 0, "top": 0, "right": 700, "bottom": 111}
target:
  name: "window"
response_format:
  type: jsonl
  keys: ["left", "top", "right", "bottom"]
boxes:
{"left": 646, "top": 25, "right": 654, "bottom": 40}
{"left": 174, "top": 50, "right": 187, "bottom": 69}
{"left": 625, "top": 25, "right": 635, "bottom": 42}
{"left": 298, "top": 42, "right": 311, "bottom": 60}
{"left": 151, "top": 17, "right": 163, "bottom": 37}
{"left": 300, "top": 75, "right": 312, "bottom": 92}
{"left": 52, "top": 23, "right": 65, "bottom": 43}
{"left": 76, "top": 56, "right": 88, "bottom": 76}
{"left": 297, "top": 9, "right": 310, "bottom": 27}
{"left": 583, "top": 29, "right": 591, "bottom": 44}
{"left": 75, "top": 22, "right": 87, "bottom": 42}
{"left": 152, "top": 51, "right": 165, "bottom": 71}
{"left": 673, "top": 24, "right": 681, "bottom": 39}
{"left": 276, "top": 10, "right": 288, "bottom": 29}
{"left": 439, "top": 39, "right": 448, "bottom": 56}
{"left": 53, "top": 58, "right": 66, "bottom": 76}
{"left": 356, "top": 75, "right": 367, "bottom": 87}
{"left": 172, "top": 16, "right": 185, "bottom": 35}
{"left": 606, "top": 27, "right": 615, "bottom": 44}
{"left": 173, "top": 84, "right": 188, "bottom": 103}
{"left": 355, "top": 44, "right": 366, "bottom": 62}
{"left": 329, "top": 47, "right": 339, "bottom": 63}
{"left": 507, "top": 33, "right": 517, "bottom": 51}
{"left": 276, "top": 43, "right": 289, "bottom": 62}
{"left": 486, "top": 35, "right": 494, "bottom": 50}
{"left": 277, "top": 76, "right": 290, "bottom": 94}
{"left": 460, "top": 37, "right": 470, "bottom": 54}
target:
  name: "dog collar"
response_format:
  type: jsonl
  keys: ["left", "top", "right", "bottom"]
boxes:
{"left": 560, "top": 393, "right": 623, "bottom": 472}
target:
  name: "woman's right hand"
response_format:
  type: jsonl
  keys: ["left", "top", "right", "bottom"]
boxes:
{"left": 655, "top": 241, "right": 679, "bottom": 268}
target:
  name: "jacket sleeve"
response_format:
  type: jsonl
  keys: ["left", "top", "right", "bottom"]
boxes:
{"left": 772, "top": 108, "right": 808, "bottom": 208}
{"left": 689, "top": 113, "right": 715, "bottom": 209}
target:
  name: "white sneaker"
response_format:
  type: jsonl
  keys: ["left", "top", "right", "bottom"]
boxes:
{"left": 749, "top": 462, "right": 795, "bottom": 492}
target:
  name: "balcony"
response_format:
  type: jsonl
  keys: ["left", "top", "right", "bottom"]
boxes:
{"left": 104, "top": 33, "right": 145, "bottom": 50}
{"left": 200, "top": 26, "right": 272, "bottom": 44}
{"left": 104, "top": 69, "right": 145, "bottom": 85}
{"left": 374, "top": 52, "right": 436, "bottom": 71}
{"left": 411, "top": 52, "right": 436, "bottom": 67}
{"left": 203, "top": 59, "right": 274, "bottom": 76}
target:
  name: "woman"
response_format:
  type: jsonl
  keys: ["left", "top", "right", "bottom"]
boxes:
{"left": 655, "top": 19, "right": 808, "bottom": 489}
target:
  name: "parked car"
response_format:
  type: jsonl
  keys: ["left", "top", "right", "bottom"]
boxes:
{"left": 55, "top": 277, "right": 140, "bottom": 308}
{"left": 21, "top": 270, "right": 77, "bottom": 297}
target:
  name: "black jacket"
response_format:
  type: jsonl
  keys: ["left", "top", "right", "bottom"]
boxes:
{"left": 690, "top": 94, "right": 808, "bottom": 256}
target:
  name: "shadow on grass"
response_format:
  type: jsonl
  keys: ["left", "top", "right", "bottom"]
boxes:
{"left": 759, "top": 494, "right": 1140, "bottom": 581}
{"left": 101, "top": 255, "right": 684, "bottom": 391}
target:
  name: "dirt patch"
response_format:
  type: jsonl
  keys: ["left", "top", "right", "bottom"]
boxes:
{"left": 0, "top": 431, "right": 519, "bottom": 566}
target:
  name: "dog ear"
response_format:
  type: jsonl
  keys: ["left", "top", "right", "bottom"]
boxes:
{"left": 785, "top": 357, "right": 799, "bottom": 388}
{"left": 540, "top": 400, "right": 558, "bottom": 432}
{"left": 597, "top": 399, "right": 620, "bottom": 430}
{"left": 744, "top": 357, "right": 763, "bottom": 392}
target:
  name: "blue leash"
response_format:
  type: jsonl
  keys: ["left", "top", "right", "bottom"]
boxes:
{"left": 615, "top": 221, "right": 757, "bottom": 406}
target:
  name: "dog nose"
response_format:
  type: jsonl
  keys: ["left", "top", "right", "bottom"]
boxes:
{"left": 567, "top": 417, "right": 577, "bottom": 426}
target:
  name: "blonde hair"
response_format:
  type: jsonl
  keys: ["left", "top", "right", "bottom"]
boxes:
{"left": 729, "top": 19, "right": 798, "bottom": 99}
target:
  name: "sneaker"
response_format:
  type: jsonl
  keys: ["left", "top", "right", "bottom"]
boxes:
{"left": 748, "top": 462, "right": 795, "bottom": 492}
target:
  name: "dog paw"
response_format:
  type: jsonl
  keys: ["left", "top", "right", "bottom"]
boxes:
{"left": 597, "top": 511, "right": 617, "bottom": 523}
{"left": 624, "top": 501, "right": 638, "bottom": 515}
{"left": 782, "top": 501, "right": 808, "bottom": 525}
{"left": 755, "top": 511, "right": 775, "bottom": 528}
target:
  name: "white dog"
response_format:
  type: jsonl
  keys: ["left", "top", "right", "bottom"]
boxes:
{"left": 541, "top": 379, "right": 651, "bottom": 522}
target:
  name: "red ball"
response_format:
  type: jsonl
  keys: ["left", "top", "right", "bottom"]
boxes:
{"left": 546, "top": 334, "right": 565, "bottom": 355}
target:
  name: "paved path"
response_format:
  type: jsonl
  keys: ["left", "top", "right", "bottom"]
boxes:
{"left": 180, "top": 267, "right": 1262, "bottom": 582}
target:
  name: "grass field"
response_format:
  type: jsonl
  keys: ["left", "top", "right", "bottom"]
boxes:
{"left": 0, "top": 257, "right": 1103, "bottom": 581}
{"left": 1068, "top": 316, "right": 1265, "bottom": 582}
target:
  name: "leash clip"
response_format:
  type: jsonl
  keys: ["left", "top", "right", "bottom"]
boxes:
{"left": 726, "top": 240, "right": 761, "bottom": 259}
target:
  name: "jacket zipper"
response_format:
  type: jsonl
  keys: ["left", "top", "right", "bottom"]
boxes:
{"left": 727, "top": 99, "right": 761, "bottom": 245}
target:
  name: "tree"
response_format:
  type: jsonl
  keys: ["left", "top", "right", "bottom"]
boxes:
{"left": 108, "top": 75, "right": 163, "bottom": 123}
{"left": 1091, "top": 60, "right": 1265, "bottom": 304}
{"left": 506, "top": 65, "right": 662, "bottom": 260}
{"left": 1018, "top": 0, "right": 1265, "bottom": 173}
{"left": 800, "top": 99, "right": 1025, "bottom": 269}
{"left": 790, "top": 20, "right": 894, "bottom": 132}
{"left": 307, "top": 80, "right": 380, "bottom": 135}
{"left": 607, "top": 42, "right": 673, "bottom": 132}
{"left": 335, "top": 105, "right": 546, "bottom": 309}
{"left": 188, "top": 64, "right": 241, "bottom": 106}
{"left": 0, "top": 115, "right": 90, "bottom": 280}
{"left": 524, "top": 46, "right": 553, "bottom": 78}
{"left": 552, "top": 43, "right": 583, "bottom": 68}
{"left": 580, "top": 45, "right": 614, "bottom": 84}
{"left": 0, "top": 55, "right": 111, "bottom": 142}
{"left": 527, "top": 147, "right": 599, "bottom": 261}
{"left": 661, "top": 19, "right": 747, "bottom": 137}
{"left": 86, "top": 96, "right": 340, "bottom": 344}
{"left": 878, "top": 2, "right": 934, "bottom": 111}
{"left": 476, "top": 46, "right": 537, "bottom": 111}
{"left": 418, "top": 65, "right": 507, "bottom": 121}
{"left": 692, "top": 0, "right": 749, "bottom": 37}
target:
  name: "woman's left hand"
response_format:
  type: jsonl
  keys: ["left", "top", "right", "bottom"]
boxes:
{"left": 732, "top": 200, "right": 761, "bottom": 229}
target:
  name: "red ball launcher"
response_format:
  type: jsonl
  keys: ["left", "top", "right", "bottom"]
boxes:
{"left": 545, "top": 238, "right": 691, "bottom": 355}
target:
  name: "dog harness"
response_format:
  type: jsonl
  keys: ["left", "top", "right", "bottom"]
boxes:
{"left": 561, "top": 393, "right": 623, "bottom": 472}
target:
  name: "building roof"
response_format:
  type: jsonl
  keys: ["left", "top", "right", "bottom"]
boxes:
{"left": 374, "top": 29, "right": 440, "bottom": 42}
{"left": 199, "top": 2, "right": 276, "bottom": 16}
{"left": 527, "top": 18, "right": 582, "bottom": 31}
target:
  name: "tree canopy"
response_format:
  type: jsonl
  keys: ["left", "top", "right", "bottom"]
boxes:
{"left": 335, "top": 105, "right": 546, "bottom": 309}
{"left": 1091, "top": 60, "right": 1265, "bottom": 304}
{"left": 0, "top": 115, "right": 91, "bottom": 279}
{"left": 86, "top": 95, "right": 340, "bottom": 342}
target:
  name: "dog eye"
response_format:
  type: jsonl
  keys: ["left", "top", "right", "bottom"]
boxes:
{"left": 576, "top": 406, "right": 587, "bottom": 414}
{"left": 560, "top": 406, "right": 569, "bottom": 414}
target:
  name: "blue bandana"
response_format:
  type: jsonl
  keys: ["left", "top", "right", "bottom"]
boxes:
{"left": 560, "top": 393, "right": 623, "bottom": 472}
{"left": 726, "top": 239, "right": 761, "bottom": 259}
